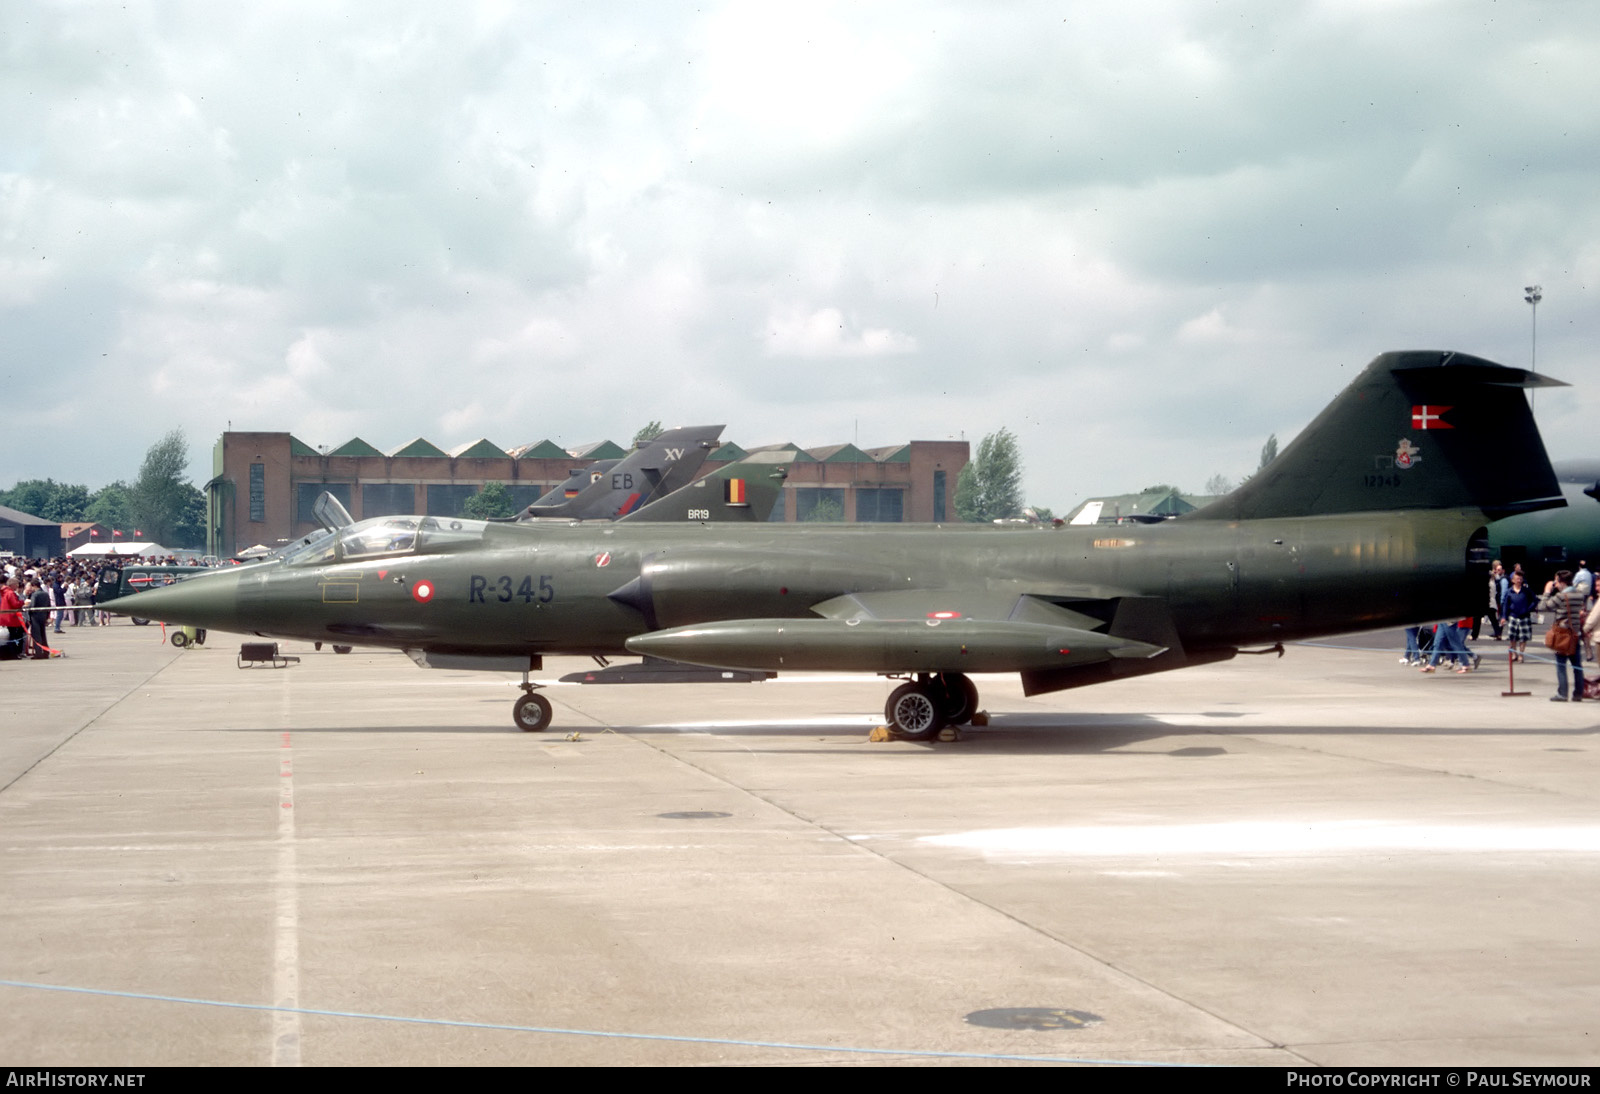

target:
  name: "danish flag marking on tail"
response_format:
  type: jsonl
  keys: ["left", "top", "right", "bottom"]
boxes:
{"left": 1411, "top": 405, "right": 1453, "bottom": 430}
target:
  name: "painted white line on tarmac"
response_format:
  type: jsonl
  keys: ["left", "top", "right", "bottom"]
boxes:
{"left": 920, "top": 820, "right": 1600, "bottom": 859}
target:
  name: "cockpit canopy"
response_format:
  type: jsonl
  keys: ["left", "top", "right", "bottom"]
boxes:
{"left": 281, "top": 515, "right": 488, "bottom": 567}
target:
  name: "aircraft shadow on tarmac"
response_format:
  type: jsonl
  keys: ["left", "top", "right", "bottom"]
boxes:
{"left": 215, "top": 712, "right": 1596, "bottom": 751}
{"left": 615, "top": 711, "right": 1599, "bottom": 757}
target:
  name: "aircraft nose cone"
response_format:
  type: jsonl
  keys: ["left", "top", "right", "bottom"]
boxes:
{"left": 103, "top": 569, "right": 243, "bottom": 631}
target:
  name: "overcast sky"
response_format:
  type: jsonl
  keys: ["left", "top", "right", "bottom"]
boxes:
{"left": 3, "top": 1, "right": 1597, "bottom": 509}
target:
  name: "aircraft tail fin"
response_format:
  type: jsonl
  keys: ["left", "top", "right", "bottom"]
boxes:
{"left": 621, "top": 450, "right": 793, "bottom": 523}
{"left": 1185, "top": 351, "right": 1565, "bottom": 522}
{"left": 521, "top": 425, "right": 723, "bottom": 521}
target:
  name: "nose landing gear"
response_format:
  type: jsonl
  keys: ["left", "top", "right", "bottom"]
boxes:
{"left": 512, "top": 667, "right": 552, "bottom": 732}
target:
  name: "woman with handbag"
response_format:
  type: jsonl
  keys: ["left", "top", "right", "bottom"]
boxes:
{"left": 1538, "top": 571, "right": 1586, "bottom": 702}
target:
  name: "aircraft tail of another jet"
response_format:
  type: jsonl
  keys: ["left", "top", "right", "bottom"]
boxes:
{"left": 621, "top": 450, "right": 793, "bottom": 523}
{"left": 1185, "top": 350, "right": 1566, "bottom": 523}
{"left": 521, "top": 425, "right": 723, "bottom": 521}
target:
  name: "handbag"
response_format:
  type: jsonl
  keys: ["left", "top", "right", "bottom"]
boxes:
{"left": 1544, "top": 620, "right": 1578, "bottom": 656}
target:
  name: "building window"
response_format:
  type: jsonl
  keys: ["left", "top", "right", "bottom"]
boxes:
{"left": 296, "top": 482, "right": 353, "bottom": 524}
{"left": 426, "top": 484, "right": 478, "bottom": 518}
{"left": 249, "top": 463, "right": 266, "bottom": 522}
{"left": 507, "top": 484, "right": 549, "bottom": 511}
{"left": 796, "top": 488, "right": 845, "bottom": 522}
{"left": 362, "top": 483, "right": 416, "bottom": 518}
{"left": 933, "top": 470, "right": 947, "bottom": 522}
{"left": 855, "top": 488, "right": 904, "bottom": 523}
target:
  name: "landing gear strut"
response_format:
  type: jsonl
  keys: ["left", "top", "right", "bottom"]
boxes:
{"left": 885, "top": 672, "right": 978, "bottom": 741}
{"left": 512, "top": 668, "right": 552, "bottom": 732}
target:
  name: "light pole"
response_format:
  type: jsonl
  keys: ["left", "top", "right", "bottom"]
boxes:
{"left": 1524, "top": 284, "right": 1542, "bottom": 370}
{"left": 1524, "top": 284, "right": 1542, "bottom": 414}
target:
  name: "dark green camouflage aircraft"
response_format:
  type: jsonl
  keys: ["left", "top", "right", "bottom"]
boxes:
{"left": 108, "top": 351, "right": 1565, "bottom": 739}
{"left": 1486, "top": 460, "right": 1600, "bottom": 581}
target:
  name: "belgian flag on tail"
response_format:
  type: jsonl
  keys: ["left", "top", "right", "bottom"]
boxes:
{"left": 724, "top": 478, "right": 747, "bottom": 506}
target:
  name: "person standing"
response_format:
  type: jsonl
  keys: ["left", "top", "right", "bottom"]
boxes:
{"left": 1537, "top": 570, "right": 1586, "bottom": 702}
{"left": 25, "top": 579, "right": 51, "bottom": 658}
{"left": 1485, "top": 560, "right": 1507, "bottom": 640}
{"left": 1502, "top": 571, "right": 1535, "bottom": 663}
{"left": 0, "top": 578, "right": 24, "bottom": 660}
{"left": 48, "top": 572, "right": 65, "bottom": 634}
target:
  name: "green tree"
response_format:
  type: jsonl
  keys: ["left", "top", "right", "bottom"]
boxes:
{"left": 802, "top": 494, "right": 844, "bottom": 522}
{"left": 131, "top": 430, "right": 193, "bottom": 546}
{"left": 0, "top": 478, "right": 90, "bottom": 521}
{"left": 1258, "top": 433, "right": 1279, "bottom": 472}
{"left": 86, "top": 482, "right": 135, "bottom": 532}
{"left": 633, "top": 420, "right": 664, "bottom": 444}
{"left": 463, "top": 482, "right": 515, "bottom": 519}
{"left": 171, "top": 484, "right": 208, "bottom": 549}
{"left": 954, "top": 428, "right": 1024, "bottom": 523}
{"left": 1139, "top": 483, "right": 1180, "bottom": 495}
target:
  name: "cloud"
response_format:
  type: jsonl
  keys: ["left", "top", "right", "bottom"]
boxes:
{"left": 1, "top": 1, "right": 1598, "bottom": 509}
{"left": 761, "top": 305, "right": 918, "bottom": 359}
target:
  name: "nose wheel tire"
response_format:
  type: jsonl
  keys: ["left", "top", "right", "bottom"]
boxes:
{"left": 513, "top": 692, "right": 553, "bottom": 732}
{"left": 886, "top": 681, "right": 944, "bottom": 741}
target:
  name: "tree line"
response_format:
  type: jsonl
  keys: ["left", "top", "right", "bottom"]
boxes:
{"left": 0, "top": 430, "right": 206, "bottom": 549}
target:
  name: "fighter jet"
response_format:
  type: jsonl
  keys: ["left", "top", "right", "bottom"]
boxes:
{"left": 1486, "top": 460, "right": 1600, "bottom": 579}
{"left": 106, "top": 351, "right": 1564, "bottom": 740}
{"left": 516, "top": 425, "right": 722, "bottom": 521}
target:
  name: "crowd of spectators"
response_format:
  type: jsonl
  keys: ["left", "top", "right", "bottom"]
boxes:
{"left": 1, "top": 553, "right": 211, "bottom": 660}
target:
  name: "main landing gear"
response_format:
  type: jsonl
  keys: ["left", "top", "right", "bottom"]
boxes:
{"left": 512, "top": 668, "right": 552, "bottom": 732}
{"left": 885, "top": 672, "right": 979, "bottom": 742}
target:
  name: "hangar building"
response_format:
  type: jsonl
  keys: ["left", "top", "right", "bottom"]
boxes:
{"left": 205, "top": 432, "right": 968, "bottom": 558}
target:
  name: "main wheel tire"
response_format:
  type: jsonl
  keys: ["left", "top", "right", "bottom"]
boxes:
{"left": 937, "top": 673, "right": 979, "bottom": 725}
{"left": 332, "top": 645, "right": 353, "bottom": 654}
{"left": 513, "top": 692, "right": 553, "bottom": 733}
{"left": 131, "top": 617, "right": 150, "bottom": 626}
{"left": 886, "top": 682, "right": 943, "bottom": 741}
{"left": 170, "top": 632, "right": 188, "bottom": 648}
